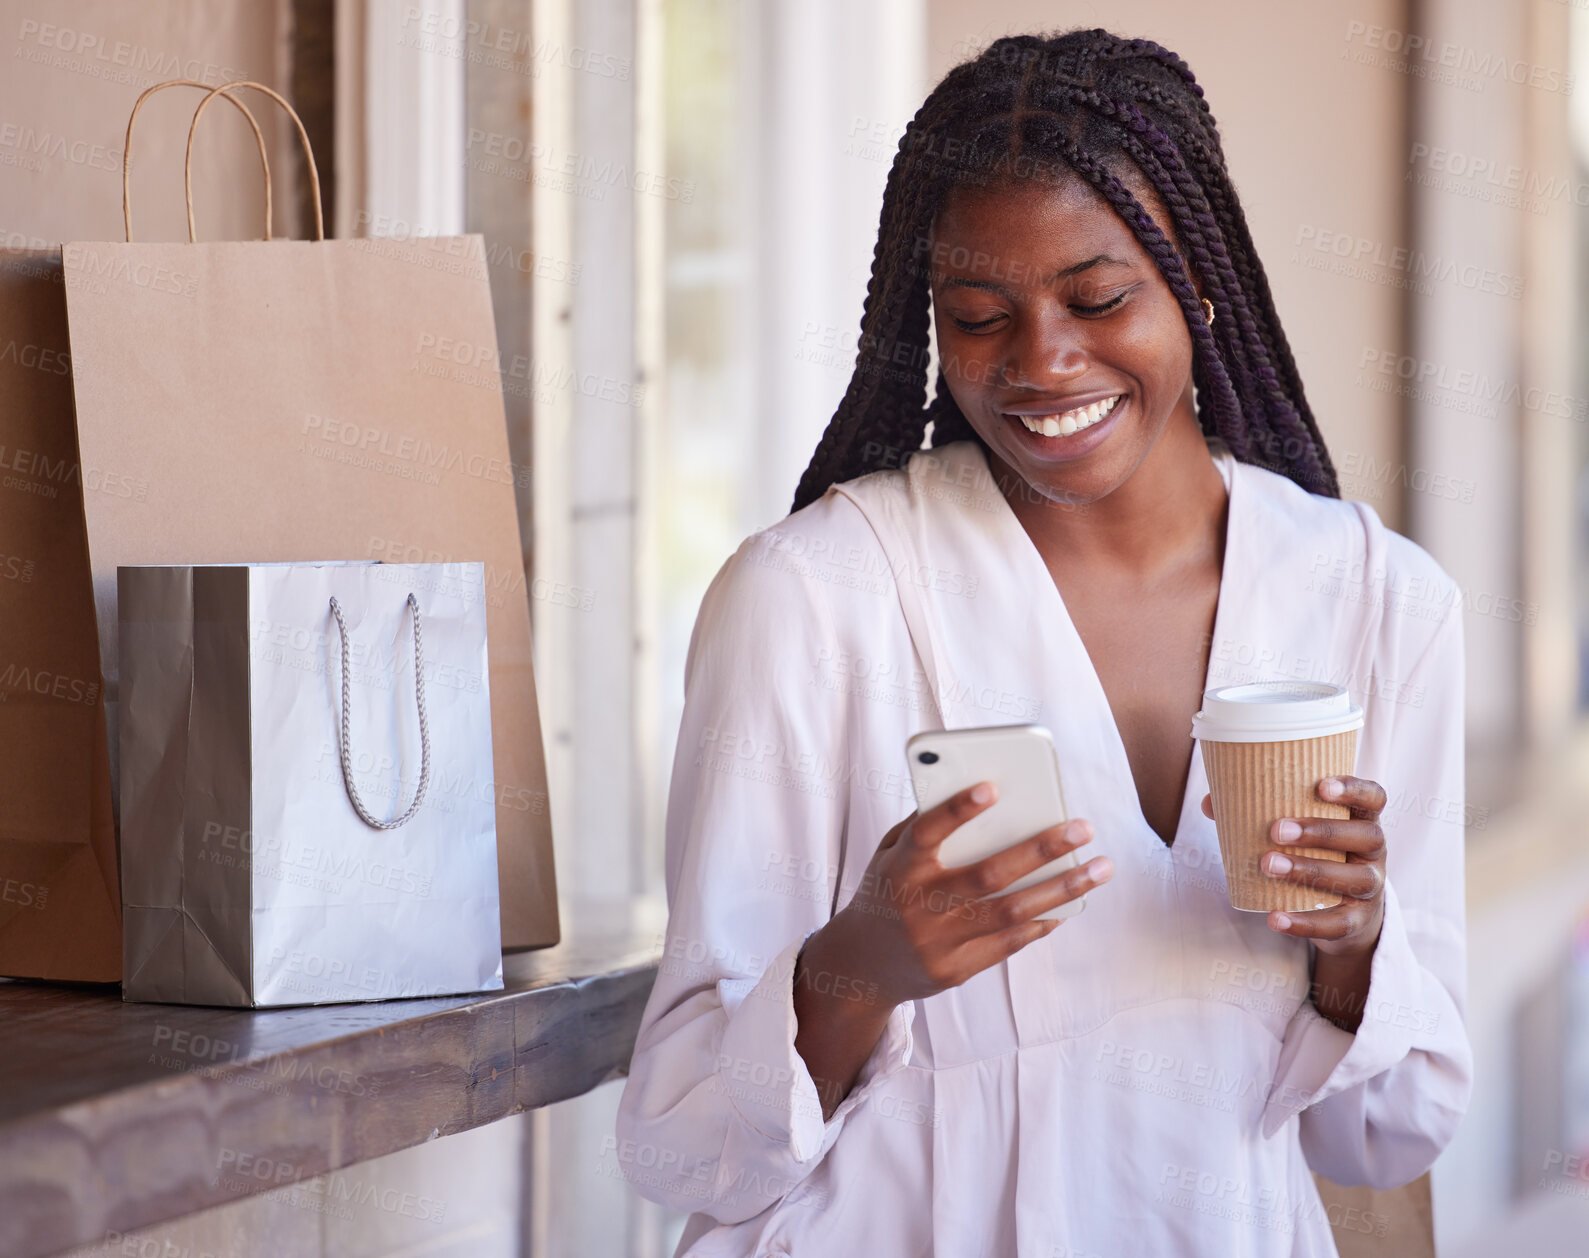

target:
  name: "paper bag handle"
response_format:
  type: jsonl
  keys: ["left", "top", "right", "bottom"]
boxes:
{"left": 123, "top": 80, "right": 274, "bottom": 242}
{"left": 186, "top": 81, "right": 325, "bottom": 243}
{"left": 329, "top": 594, "right": 432, "bottom": 830}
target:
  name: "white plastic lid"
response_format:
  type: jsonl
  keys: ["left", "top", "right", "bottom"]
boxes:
{"left": 1190, "top": 682, "right": 1364, "bottom": 743}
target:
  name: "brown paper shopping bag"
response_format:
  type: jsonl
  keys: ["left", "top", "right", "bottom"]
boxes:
{"left": 0, "top": 248, "right": 121, "bottom": 980}
{"left": 0, "top": 86, "right": 277, "bottom": 981}
{"left": 62, "top": 81, "right": 558, "bottom": 951}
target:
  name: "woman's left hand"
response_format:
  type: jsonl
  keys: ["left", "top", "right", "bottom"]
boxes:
{"left": 1200, "top": 775, "right": 1388, "bottom": 958}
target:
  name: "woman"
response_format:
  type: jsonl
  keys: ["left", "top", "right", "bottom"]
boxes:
{"left": 618, "top": 29, "right": 1471, "bottom": 1256}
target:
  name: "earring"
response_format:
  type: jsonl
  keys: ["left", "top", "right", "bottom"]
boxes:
{"left": 1201, "top": 298, "right": 1216, "bottom": 326}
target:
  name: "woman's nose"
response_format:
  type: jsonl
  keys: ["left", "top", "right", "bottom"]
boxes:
{"left": 1002, "top": 308, "right": 1088, "bottom": 389}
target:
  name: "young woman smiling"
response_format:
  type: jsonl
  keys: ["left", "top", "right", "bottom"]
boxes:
{"left": 619, "top": 30, "right": 1471, "bottom": 1256}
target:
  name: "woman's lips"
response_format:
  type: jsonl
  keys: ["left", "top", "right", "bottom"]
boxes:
{"left": 1001, "top": 392, "right": 1128, "bottom": 458}
{"left": 1006, "top": 393, "right": 1122, "bottom": 437}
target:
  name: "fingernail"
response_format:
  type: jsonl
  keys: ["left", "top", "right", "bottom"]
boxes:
{"left": 1275, "top": 820, "right": 1301, "bottom": 843}
{"left": 970, "top": 783, "right": 993, "bottom": 804}
{"left": 1272, "top": 913, "right": 1292, "bottom": 931}
{"left": 1266, "top": 852, "right": 1292, "bottom": 876}
{"left": 1320, "top": 778, "right": 1343, "bottom": 800}
{"left": 1087, "top": 857, "right": 1114, "bottom": 884}
{"left": 1071, "top": 819, "right": 1094, "bottom": 842}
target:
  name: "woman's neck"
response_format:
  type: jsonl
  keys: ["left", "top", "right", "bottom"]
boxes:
{"left": 999, "top": 404, "right": 1228, "bottom": 581}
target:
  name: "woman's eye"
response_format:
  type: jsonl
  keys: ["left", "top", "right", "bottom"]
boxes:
{"left": 1072, "top": 292, "right": 1129, "bottom": 317}
{"left": 950, "top": 313, "right": 1006, "bottom": 333}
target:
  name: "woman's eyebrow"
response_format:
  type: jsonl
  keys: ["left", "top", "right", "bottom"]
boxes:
{"left": 1049, "top": 253, "right": 1132, "bottom": 280}
{"left": 938, "top": 276, "right": 1015, "bottom": 297}
{"left": 936, "top": 253, "right": 1133, "bottom": 297}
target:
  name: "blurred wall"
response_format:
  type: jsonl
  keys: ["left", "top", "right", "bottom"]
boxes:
{"left": 0, "top": 1, "right": 292, "bottom": 243}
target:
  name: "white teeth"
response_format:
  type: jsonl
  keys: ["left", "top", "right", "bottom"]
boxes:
{"left": 1015, "top": 394, "right": 1121, "bottom": 437}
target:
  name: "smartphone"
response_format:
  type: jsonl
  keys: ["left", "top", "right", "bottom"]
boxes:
{"left": 905, "top": 724, "right": 1085, "bottom": 922}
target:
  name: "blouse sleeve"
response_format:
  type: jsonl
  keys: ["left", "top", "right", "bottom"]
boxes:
{"left": 1261, "top": 586, "right": 1474, "bottom": 1187}
{"left": 615, "top": 521, "right": 915, "bottom": 1224}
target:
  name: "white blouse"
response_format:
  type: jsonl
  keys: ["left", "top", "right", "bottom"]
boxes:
{"left": 617, "top": 440, "right": 1472, "bottom": 1257}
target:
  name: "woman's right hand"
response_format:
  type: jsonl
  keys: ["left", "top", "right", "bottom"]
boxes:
{"left": 793, "top": 783, "right": 1111, "bottom": 1117}
{"left": 835, "top": 781, "right": 1112, "bottom": 1006}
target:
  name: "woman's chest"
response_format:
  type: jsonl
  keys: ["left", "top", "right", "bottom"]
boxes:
{"left": 1057, "top": 571, "right": 1221, "bottom": 845}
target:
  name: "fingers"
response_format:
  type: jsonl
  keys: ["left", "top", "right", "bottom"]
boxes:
{"left": 904, "top": 782, "right": 998, "bottom": 854}
{"left": 875, "top": 811, "right": 917, "bottom": 851}
{"left": 1205, "top": 780, "right": 1388, "bottom": 837}
{"left": 1268, "top": 815, "right": 1385, "bottom": 859}
{"left": 976, "top": 855, "right": 1113, "bottom": 928}
{"left": 1267, "top": 902, "right": 1383, "bottom": 944}
{"left": 948, "top": 817, "right": 1094, "bottom": 898}
{"left": 1262, "top": 850, "right": 1384, "bottom": 901}
{"left": 959, "top": 913, "right": 1064, "bottom": 974}
{"left": 1316, "top": 775, "right": 1388, "bottom": 819}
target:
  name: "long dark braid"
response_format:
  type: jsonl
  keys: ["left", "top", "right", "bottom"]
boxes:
{"left": 791, "top": 29, "right": 1338, "bottom": 512}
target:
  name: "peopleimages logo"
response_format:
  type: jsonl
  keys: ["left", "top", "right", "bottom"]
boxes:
{"left": 399, "top": 5, "right": 631, "bottom": 80}
{"left": 0, "top": 663, "right": 99, "bottom": 706}
{"left": 465, "top": 130, "right": 694, "bottom": 202}
{"left": 13, "top": 18, "right": 247, "bottom": 86}
{"left": 0, "top": 122, "right": 121, "bottom": 172}
{"left": 414, "top": 332, "right": 648, "bottom": 407}
{"left": 1292, "top": 226, "right": 1523, "bottom": 299}
{"left": 0, "top": 876, "right": 47, "bottom": 910}
{"left": 300, "top": 412, "right": 529, "bottom": 491}
{"left": 1336, "top": 451, "right": 1476, "bottom": 505}
{"left": 0, "top": 337, "right": 69, "bottom": 375}
{"left": 60, "top": 242, "right": 199, "bottom": 298}
{"left": 1357, "top": 346, "right": 1587, "bottom": 421}
{"left": 214, "top": 1148, "right": 448, "bottom": 1222}
{"left": 756, "top": 526, "right": 982, "bottom": 598}
{"left": 0, "top": 551, "right": 37, "bottom": 583}
{"left": 1343, "top": 20, "right": 1574, "bottom": 96}
{"left": 1406, "top": 142, "right": 1589, "bottom": 214}
{"left": 200, "top": 821, "right": 435, "bottom": 899}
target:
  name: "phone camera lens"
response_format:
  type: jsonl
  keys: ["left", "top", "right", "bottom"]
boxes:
{"left": 917, "top": 751, "right": 939, "bottom": 765}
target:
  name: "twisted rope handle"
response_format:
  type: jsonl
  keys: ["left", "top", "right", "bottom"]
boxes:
{"left": 185, "top": 81, "right": 324, "bottom": 243}
{"left": 122, "top": 80, "right": 273, "bottom": 242}
{"left": 329, "top": 594, "right": 431, "bottom": 830}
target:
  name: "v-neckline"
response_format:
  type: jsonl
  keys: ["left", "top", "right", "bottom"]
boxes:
{"left": 973, "top": 441, "right": 1240, "bottom": 851}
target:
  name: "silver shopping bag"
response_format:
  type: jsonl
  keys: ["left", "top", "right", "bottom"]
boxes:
{"left": 118, "top": 561, "right": 503, "bottom": 1006}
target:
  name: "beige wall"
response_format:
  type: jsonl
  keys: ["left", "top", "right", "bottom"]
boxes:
{"left": 0, "top": 0, "right": 292, "bottom": 246}
{"left": 927, "top": 0, "right": 1410, "bottom": 530}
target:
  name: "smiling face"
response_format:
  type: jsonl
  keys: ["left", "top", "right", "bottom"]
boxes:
{"left": 928, "top": 173, "right": 1201, "bottom": 506}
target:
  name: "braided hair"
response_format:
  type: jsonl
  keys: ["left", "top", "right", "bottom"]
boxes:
{"left": 791, "top": 30, "right": 1337, "bottom": 512}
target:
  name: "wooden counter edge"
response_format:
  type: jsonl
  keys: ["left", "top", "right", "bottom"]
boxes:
{"left": 0, "top": 956, "right": 660, "bottom": 1258}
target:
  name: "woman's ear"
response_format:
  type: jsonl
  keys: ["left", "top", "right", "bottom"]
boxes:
{"left": 1185, "top": 265, "right": 1215, "bottom": 325}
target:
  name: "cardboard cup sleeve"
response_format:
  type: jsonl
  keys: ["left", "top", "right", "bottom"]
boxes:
{"left": 1201, "top": 729, "right": 1359, "bottom": 913}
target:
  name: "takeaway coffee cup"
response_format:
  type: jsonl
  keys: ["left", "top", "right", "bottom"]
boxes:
{"left": 1191, "top": 682, "right": 1365, "bottom": 913}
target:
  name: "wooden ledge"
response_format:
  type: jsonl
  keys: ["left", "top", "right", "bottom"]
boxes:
{"left": 0, "top": 930, "right": 660, "bottom": 1258}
